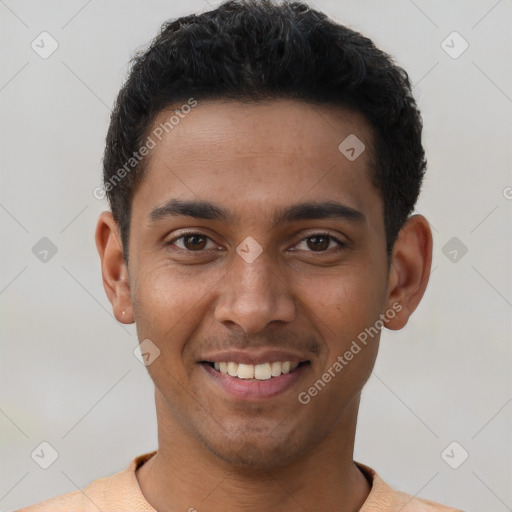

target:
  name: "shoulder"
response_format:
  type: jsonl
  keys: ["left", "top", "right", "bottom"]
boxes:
{"left": 16, "top": 451, "right": 157, "bottom": 512}
{"left": 389, "top": 489, "right": 464, "bottom": 511}
{"left": 16, "top": 475, "right": 111, "bottom": 512}
{"left": 356, "top": 461, "right": 464, "bottom": 512}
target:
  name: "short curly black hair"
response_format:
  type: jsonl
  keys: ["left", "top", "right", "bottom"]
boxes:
{"left": 103, "top": 0, "right": 426, "bottom": 262}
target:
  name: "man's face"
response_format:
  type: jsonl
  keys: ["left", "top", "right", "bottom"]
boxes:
{"left": 127, "top": 99, "right": 390, "bottom": 468}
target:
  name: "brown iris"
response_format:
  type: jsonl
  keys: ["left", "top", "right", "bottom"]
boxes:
{"left": 306, "top": 235, "right": 330, "bottom": 251}
{"left": 183, "top": 234, "right": 208, "bottom": 250}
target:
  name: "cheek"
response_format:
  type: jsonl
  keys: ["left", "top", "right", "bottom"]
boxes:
{"left": 303, "top": 265, "right": 386, "bottom": 339}
{"left": 298, "top": 266, "right": 385, "bottom": 403}
{"left": 297, "top": 273, "right": 382, "bottom": 423}
{"left": 131, "top": 261, "right": 226, "bottom": 365}
{"left": 133, "top": 261, "right": 211, "bottom": 324}
{"left": 130, "top": 266, "right": 198, "bottom": 395}
{"left": 131, "top": 264, "right": 187, "bottom": 358}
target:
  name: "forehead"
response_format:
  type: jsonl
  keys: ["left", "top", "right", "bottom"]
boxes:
{"left": 133, "top": 99, "right": 379, "bottom": 225}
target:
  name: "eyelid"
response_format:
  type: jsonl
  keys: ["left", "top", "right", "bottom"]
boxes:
{"left": 166, "top": 230, "right": 348, "bottom": 253}
{"left": 290, "top": 232, "right": 348, "bottom": 251}
{"left": 166, "top": 230, "right": 220, "bottom": 250}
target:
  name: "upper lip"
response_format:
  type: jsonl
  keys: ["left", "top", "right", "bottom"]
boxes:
{"left": 199, "top": 349, "right": 310, "bottom": 366}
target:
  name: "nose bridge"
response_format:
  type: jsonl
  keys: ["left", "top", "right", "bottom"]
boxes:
{"left": 214, "top": 248, "right": 295, "bottom": 332}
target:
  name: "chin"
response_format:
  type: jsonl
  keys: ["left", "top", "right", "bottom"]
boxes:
{"left": 209, "top": 440, "right": 300, "bottom": 469}
{"left": 196, "top": 421, "right": 311, "bottom": 469}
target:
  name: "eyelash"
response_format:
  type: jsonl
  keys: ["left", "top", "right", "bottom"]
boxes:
{"left": 167, "top": 231, "right": 348, "bottom": 254}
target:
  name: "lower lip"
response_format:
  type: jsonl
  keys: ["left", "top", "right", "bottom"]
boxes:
{"left": 201, "top": 362, "right": 310, "bottom": 400}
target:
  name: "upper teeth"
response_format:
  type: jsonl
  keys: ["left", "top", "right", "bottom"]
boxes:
{"left": 213, "top": 361, "right": 299, "bottom": 380}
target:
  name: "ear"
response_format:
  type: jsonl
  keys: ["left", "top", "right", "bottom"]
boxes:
{"left": 95, "top": 211, "right": 134, "bottom": 324}
{"left": 384, "top": 214, "right": 433, "bottom": 330}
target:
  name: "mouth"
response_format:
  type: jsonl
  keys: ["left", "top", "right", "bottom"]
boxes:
{"left": 201, "top": 360, "right": 310, "bottom": 380}
{"left": 199, "top": 360, "right": 311, "bottom": 400}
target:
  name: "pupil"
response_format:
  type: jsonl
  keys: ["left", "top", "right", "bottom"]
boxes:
{"left": 308, "top": 236, "right": 328, "bottom": 251}
{"left": 185, "top": 235, "right": 206, "bottom": 250}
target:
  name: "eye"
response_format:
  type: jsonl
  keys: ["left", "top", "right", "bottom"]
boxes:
{"left": 294, "top": 233, "right": 347, "bottom": 253}
{"left": 167, "top": 231, "right": 218, "bottom": 252}
{"left": 166, "top": 231, "right": 347, "bottom": 254}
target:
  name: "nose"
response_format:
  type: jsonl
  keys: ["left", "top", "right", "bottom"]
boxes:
{"left": 214, "top": 249, "right": 296, "bottom": 333}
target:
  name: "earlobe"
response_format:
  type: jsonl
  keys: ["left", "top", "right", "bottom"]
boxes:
{"left": 95, "top": 211, "right": 134, "bottom": 324}
{"left": 384, "top": 214, "right": 433, "bottom": 331}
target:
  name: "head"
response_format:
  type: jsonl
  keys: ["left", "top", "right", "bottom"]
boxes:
{"left": 103, "top": 0, "right": 426, "bottom": 262}
{"left": 96, "top": 0, "right": 432, "bottom": 468}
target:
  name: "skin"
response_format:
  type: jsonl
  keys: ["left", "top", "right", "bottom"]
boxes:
{"left": 96, "top": 99, "right": 432, "bottom": 512}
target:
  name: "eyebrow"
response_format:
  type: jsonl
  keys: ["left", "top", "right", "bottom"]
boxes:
{"left": 148, "top": 198, "right": 365, "bottom": 225}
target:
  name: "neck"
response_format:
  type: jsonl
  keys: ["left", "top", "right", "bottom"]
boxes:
{"left": 136, "top": 390, "right": 371, "bottom": 512}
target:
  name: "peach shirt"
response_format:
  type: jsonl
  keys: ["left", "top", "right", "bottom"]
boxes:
{"left": 18, "top": 451, "right": 463, "bottom": 511}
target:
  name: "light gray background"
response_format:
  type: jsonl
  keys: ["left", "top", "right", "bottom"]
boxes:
{"left": 1, "top": 0, "right": 511, "bottom": 510}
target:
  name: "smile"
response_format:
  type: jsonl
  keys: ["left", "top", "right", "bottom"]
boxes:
{"left": 206, "top": 360, "right": 305, "bottom": 380}
{"left": 200, "top": 360, "right": 311, "bottom": 399}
